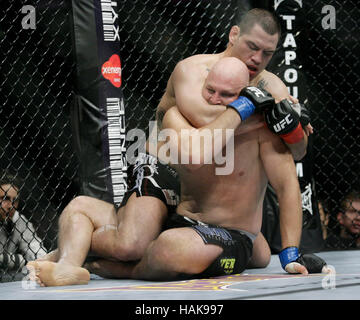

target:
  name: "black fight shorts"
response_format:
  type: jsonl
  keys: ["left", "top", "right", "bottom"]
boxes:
{"left": 164, "top": 213, "right": 254, "bottom": 278}
{"left": 120, "top": 153, "right": 180, "bottom": 210}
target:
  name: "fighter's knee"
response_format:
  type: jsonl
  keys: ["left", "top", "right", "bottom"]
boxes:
{"left": 58, "top": 196, "right": 93, "bottom": 226}
{"left": 248, "top": 249, "right": 271, "bottom": 268}
{"left": 66, "top": 196, "right": 92, "bottom": 213}
{"left": 257, "top": 252, "right": 271, "bottom": 268}
{"left": 115, "top": 241, "right": 143, "bottom": 261}
{"left": 60, "top": 196, "right": 84, "bottom": 217}
{"left": 105, "top": 236, "right": 148, "bottom": 261}
{"left": 261, "top": 245, "right": 272, "bottom": 267}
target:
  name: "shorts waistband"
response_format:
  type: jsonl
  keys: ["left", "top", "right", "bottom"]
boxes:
{"left": 235, "top": 229, "right": 257, "bottom": 243}
{"left": 183, "top": 216, "right": 257, "bottom": 243}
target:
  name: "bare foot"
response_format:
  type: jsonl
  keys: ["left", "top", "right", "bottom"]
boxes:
{"left": 26, "top": 261, "right": 90, "bottom": 287}
{"left": 35, "top": 249, "right": 59, "bottom": 262}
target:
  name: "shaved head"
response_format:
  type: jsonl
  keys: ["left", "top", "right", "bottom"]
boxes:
{"left": 202, "top": 57, "right": 249, "bottom": 106}
{"left": 209, "top": 57, "right": 249, "bottom": 88}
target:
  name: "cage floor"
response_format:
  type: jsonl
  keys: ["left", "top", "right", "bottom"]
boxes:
{"left": 0, "top": 250, "right": 359, "bottom": 300}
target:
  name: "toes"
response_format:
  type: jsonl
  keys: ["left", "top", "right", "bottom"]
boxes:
{"left": 26, "top": 263, "right": 37, "bottom": 280}
{"left": 26, "top": 263, "right": 45, "bottom": 287}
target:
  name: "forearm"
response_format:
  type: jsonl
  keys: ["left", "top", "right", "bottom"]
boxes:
{"left": 180, "top": 108, "right": 240, "bottom": 166}
{"left": 172, "top": 60, "right": 228, "bottom": 128}
{"left": 285, "top": 131, "right": 308, "bottom": 161}
{"left": 265, "top": 100, "right": 309, "bottom": 161}
{"left": 181, "top": 103, "right": 227, "bottom": 128}
{"left": 278, "top": 182, "right": 303, "bottom": 249}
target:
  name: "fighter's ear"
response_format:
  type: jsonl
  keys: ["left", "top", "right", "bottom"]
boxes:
{"left": 229, "top": 25, "right": 240, "bottom": 46}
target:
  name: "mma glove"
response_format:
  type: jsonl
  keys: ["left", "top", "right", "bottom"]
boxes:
{"left": 265, "top": 99, "right": 304, "bottom": 144}
{"left": 279, "top": 246, "right": 327, "bottom": 274}
{"left": 227, "top": 86, "right": 275, "bottom": 121}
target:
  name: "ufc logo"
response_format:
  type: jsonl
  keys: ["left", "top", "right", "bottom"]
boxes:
{"left": 273, "top": 114, "right": 293, "bottom": 132}
{"left": 247, "top": 86, "right": 265, "bottom": 97}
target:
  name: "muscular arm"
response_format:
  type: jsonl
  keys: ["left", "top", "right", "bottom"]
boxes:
{"left": 257, "top": 72, "right": 308, "bottom": 160}
{"left": 161, "top": 106, "right": 240, "bottom": 170}
{"left": 259, "top": 128, "right": 303, "bottom": 249}
{"left": 171, "top": 59, "right": 227, "bottom": 127}
{"left": 170, "top": 59, "right": 263, "bottom": 136}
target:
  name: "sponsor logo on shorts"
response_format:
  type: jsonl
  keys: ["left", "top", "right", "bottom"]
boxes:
{"left": 102, "top": 54, "right": 122, "bottom": 88}
{"left": 220, "top": 258, "right": 236, "bottom": 274}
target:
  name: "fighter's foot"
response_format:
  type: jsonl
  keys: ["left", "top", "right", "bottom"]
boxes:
{"left": 26, "top": 261, "right": 90, "bottom": 287}
{"left": 35, "top": 249, "right": 59, "bottom": 262}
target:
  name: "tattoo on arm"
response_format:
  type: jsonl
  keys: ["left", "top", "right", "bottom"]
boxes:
{"left": 257, "top": 79, "right": 269, "bottom": 90}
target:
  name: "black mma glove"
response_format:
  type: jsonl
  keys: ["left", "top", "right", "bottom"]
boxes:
{"left": 265, "top": 99, "right": 304, "bottom": 144}
{"left": 227, "top": 86, "right": 275, "bottom": 121}
{"left": 279, "top": 247, "right": 327, "bottom": 274}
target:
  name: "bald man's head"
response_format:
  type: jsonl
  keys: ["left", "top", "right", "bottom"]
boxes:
{"left": 202, "top": 57, "right": 249, "bottom": 105}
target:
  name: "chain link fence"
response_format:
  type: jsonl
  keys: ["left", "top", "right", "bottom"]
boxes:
{"left": 0, "top": 0, "right": 78, "bottom": 281}
{"left": 0, "top": 0, "right": 359, "bottom": 281}
{"left": 304, "top": 1, "right": 360, "bottom": 249}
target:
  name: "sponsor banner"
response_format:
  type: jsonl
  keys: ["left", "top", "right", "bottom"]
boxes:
{"left": 270, "top": 0, "right": 324, "bottom": 252}
{"left": 102, "top": 54, "right": 122, "bottom": 88}
{"left": 71, "top": 0, "right": 126, "bottom": 206}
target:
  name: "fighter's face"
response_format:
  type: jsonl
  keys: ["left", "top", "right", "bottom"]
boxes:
{"left": 202, "top": 73, "right": 244, "bottom": 106}
{"left": 0, "top": 184, "right": 19, "bottom": 221}
{"left": 230, "top": 24, "right": 279, "bottom": 80}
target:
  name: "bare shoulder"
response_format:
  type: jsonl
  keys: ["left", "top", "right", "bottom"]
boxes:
{"left": 174, "top": 54, "right": 219, "bottom": 77}
{"left": 179, "top": 53, "right": 219, "bottom": 66}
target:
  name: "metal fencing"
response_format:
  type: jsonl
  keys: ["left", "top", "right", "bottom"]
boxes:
{"left": 0, "top": 0, "right": 77, "bottom": 281}
{"left": 0, "top": 0, "right": 359, "bottom": 281}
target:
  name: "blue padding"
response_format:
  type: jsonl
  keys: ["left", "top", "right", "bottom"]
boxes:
{"left": 279, "top": 247, "right": 299, "bottom": 270}
{"left": 227, "top": 97, "right": 255, "bottom": 121}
